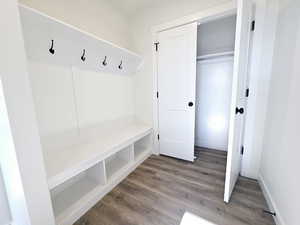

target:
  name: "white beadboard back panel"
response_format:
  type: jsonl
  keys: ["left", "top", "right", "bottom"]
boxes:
{"left": 72, "top": 67, "right": 134, "bottom": 129}
{"left": 28, "top": 61, "right": 135, "bottom": 152}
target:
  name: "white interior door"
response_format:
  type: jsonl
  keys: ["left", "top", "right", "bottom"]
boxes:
{"left": 157, "top": 22, "right": 197, "bottom": 162}
{"left": 224, "top": 0, "right": 253, "bottom": 202}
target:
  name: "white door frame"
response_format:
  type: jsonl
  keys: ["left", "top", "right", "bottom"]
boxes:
{"left": 152, "top": 1, "right": 238, "bottom": 155}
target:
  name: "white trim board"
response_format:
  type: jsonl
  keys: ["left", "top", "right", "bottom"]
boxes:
{"left": 258, "top": 174, "right": 286, "bottom": 225}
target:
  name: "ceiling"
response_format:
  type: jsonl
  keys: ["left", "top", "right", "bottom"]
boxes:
{"left": 108, "top": 0, "right": 155, "bottom": 16}
{"left": 107, "top": 0, "right": 230, "bottom": 18}
{"left": 107, "top": 0, "right": 213, "bottom": 16}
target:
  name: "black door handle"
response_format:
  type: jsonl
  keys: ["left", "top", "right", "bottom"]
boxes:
{"left": 188, "top": 102, "right": 194, "bottom": 107}
{"left": 236, "top": 107, "right": 244, "bottom": 114}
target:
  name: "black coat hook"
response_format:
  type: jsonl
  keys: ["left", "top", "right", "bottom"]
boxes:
{"left": 118, "top": 60, "right": 123, "bottom": 70}
{"left": 81, "top": 49, "right": 86, "bottom": 61}
{"left": 49, "top": 40, "right": 55, "bottom": 55}
{"left": 102, "top": 56, "right": 107, "bottom": 66}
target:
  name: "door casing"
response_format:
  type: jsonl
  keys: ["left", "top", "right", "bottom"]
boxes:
{"left": 152, "top": 2, "right": 237, "bottom": 156}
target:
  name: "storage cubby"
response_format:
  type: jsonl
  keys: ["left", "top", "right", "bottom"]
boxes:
{"left": 134, "top": 134, "right": 152, "bottom": 160}
{"left": 50, "top": 161, "right": 106, "bottom": 218}
{"left": 105, "top": 146, "right": 132, "bottom": 182}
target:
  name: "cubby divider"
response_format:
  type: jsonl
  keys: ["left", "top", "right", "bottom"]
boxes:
{"left": 105, "top": 145, "right": 133, "bottom": 182}
{"left": 134, "top": 134, "right": 152, "bottom": 161}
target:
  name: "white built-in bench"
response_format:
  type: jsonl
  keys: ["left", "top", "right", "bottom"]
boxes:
{"left": 18, "top": 5, "right": 149, "bottom": 225}
{"left": 41, "top": 119, "right": 152, "bottom": 225}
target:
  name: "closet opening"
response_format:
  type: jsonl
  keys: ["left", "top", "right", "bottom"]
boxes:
{"left": 154, "top": 0, "right": 253, "bottom": 203}
{"left": 154, "top": 0, "right": 254, "bottom": 201}
{"left": 195, "top": 15, "right": 237, "bottom": 158}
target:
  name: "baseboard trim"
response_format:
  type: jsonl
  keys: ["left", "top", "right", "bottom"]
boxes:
{"left": 194, "top": 145, "right": 227, "bottom": 152}
{"left": 258, "top": 174, "right": 286, "bottom": 225}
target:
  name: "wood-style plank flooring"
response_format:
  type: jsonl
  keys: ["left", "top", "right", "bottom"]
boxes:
{"left": 74, "top": 147, "right": 275, "bottom": 225}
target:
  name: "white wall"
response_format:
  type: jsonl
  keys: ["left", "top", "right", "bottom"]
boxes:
{"left": 259, "top": 0, "right": 300, "bottom": 224}
{"left": 19, "top": 0, "right": 133, "bottom": 50}
{"left": 0, "top": 168, "right": 11, "bottom": 225}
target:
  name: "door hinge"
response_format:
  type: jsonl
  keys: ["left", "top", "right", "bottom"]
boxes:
{"left": 157, "top": 134, "right": 160, "bottom": 140}
{"left": 241, "top": 146, "right": 244, "bottom": 155}
{"left": 154, "top": 42, "right": 159, "bottom": 51}
{"left": 156, "top": 91, "right": 159, "bottom": 98}
{"left": 251, "top": 20, "right": 256, "bottom": 31}
{"left": 245, "top": 88, "right": 250, "bottom": 97}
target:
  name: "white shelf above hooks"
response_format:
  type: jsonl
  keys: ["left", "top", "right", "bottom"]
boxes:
{"left": 18, "top": 4, "right": 143, "bottom": 75}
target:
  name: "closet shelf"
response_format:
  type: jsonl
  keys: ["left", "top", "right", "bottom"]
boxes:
{"left": 197, "top": 51, "right": 234, "bottom": 61}
{"left": 45, "top": 122, "right": 152, "bottom": 190}
{"left": 19, "top": 4, "right": 143, "bottom": 75}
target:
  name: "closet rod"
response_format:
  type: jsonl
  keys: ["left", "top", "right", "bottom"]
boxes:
{"left": 197, "top": 51, "right": 234, "bottom": 61}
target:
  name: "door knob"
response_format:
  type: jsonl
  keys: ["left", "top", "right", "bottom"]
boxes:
{"left": 235, "top": 107, "right": 244, "bottom": 114}
{"left": 188, "top": 102, "right": 194, "bottom": 107}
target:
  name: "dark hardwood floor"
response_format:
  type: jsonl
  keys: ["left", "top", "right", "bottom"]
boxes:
{"left": 74, "top": 147, "right": 275, "bottom": 225}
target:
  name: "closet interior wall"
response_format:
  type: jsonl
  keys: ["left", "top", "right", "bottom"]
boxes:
{"left": 195, "top": 16, "right": 236, "bottom": 151}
